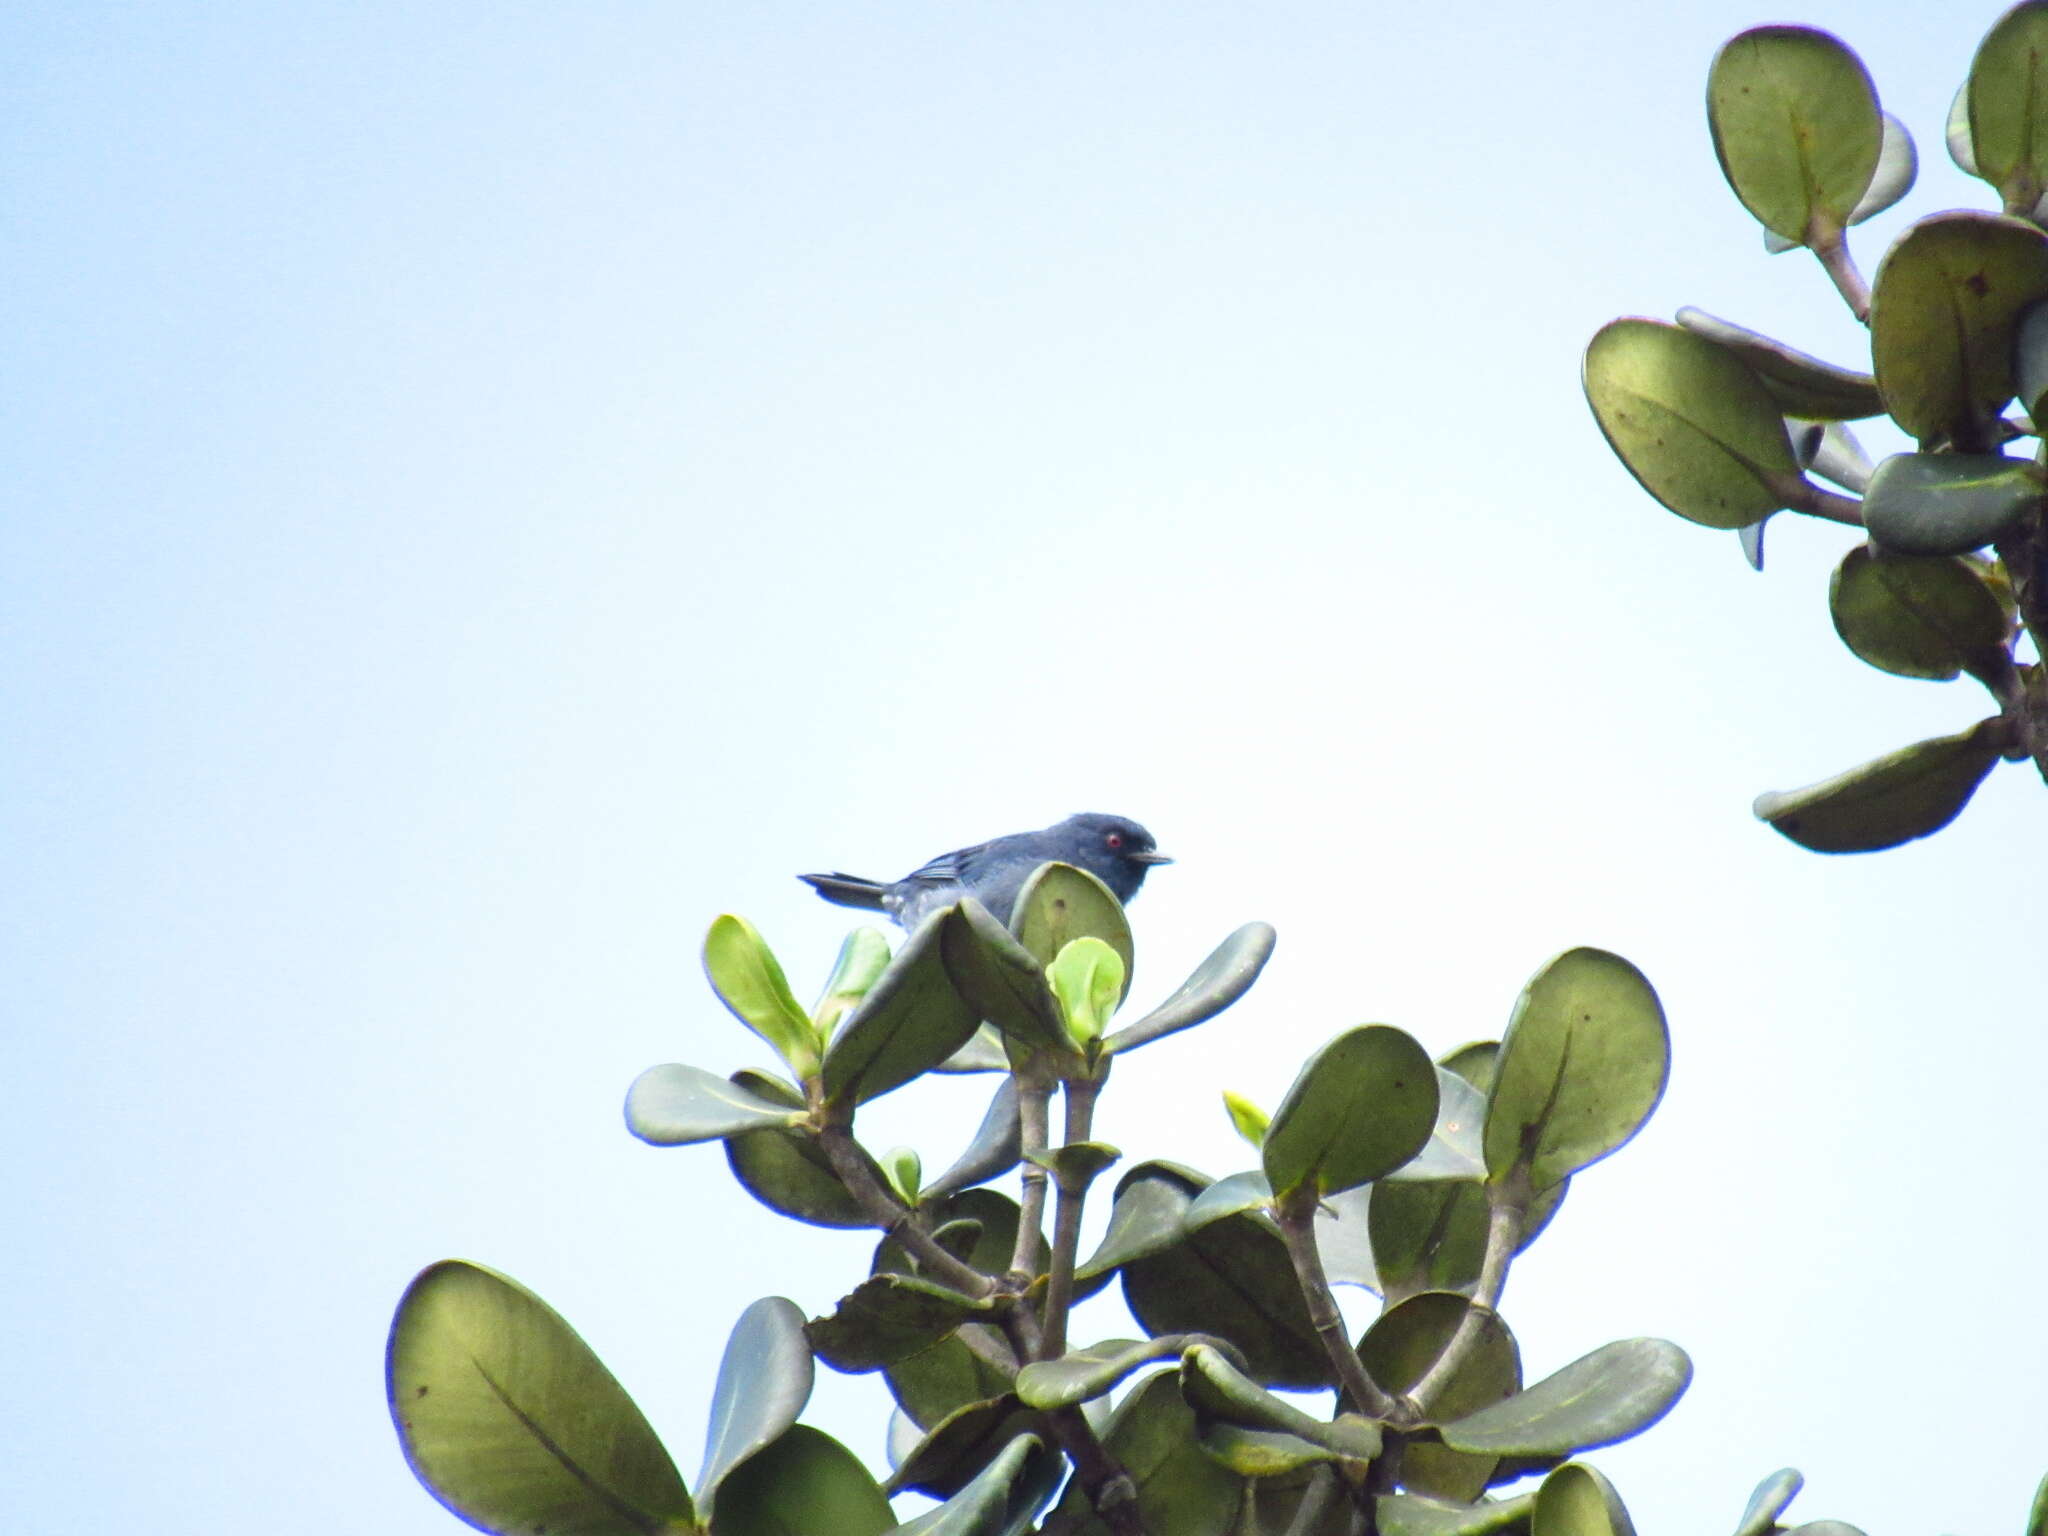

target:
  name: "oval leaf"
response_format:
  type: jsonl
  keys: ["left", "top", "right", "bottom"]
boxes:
{"left": 1585, "top": 320, "right": 1801, "bottom": 529}
{"left": 1379, "top": 1491, "right": 1539, "bottom": 1536}
{"left": 1181, "top": 1344, "right": 1383, "bottom": 1461}
{"left": 1861, "top": 452, "right": 2041, "bottom": 556}
{"left": 386, "top": 1260, "right": 694, "bottom": 1536}
{"left": 808, "top": 1274, "right": 992, "bottom": 1374}
{"left": 1754, "top": 723, "right": 2005, "bottom": 852}
{"left": 938, "top": 901, "right": 1071, "bottom": 1055}
{"left": 1359, "top": 1292, "right": 1521, "bottom": 1502}
{"left": 1387, "top": 1067, "right": 1489, "bottom": 1183}
{"left": 724, "top": 1118, "right": 870, "bottom": 1229}
{"left": 1041, "top": 1371, "right": 1244, "bottom": 1536}
{"left": 1734, "top": 1468, "right": 1805, "bottom": 1536}
{"left": 1870, "top": 212, "right": 2048, "bottom": 445}
{"left": 891, "top": 1433, "right": 1059, "bottom": 1536}
{"left": 1483, "top": 949, "right": 1668, "bottom": 1190}
{"left": 1264, "top": 1025, "right": 1439, "bottom": 1198}
{"left": 1367, "top": 1176, "right": 1568, "bottom": 1306}
{"left": 813, "top": 928, "right": 894, "bottom": 1040}
{"left": 1047, "top": 937, "right": 1126, "bottom": 1049}
{"left": 1437, "top": 1339, "right": 1692, "bottom": 1458}
{"left": 1016, "top": 1337, "right": 1175, "bottom": 1410}
{"left": 1829, "top": 545, "right": 2011, "bottom": 679}
{"left": 698, "top": 1296, "right": 816, "bottom": 1516}
{"left": 823, "top": 911, "right": 982, "bottom": 1107}
{"left": 712, "top": 1424, "right": 894, "bottom": 1536}
{"left": 704, "top": 914, "right": 820, "bottom": 1078}
{"left": 1674, "top": 309, "right": 1883, "bottom": 421}
{"left": 1107, "top": 922, "right": 1277, "bottom": 1054}
{"left": 1010, "top": 862, "right": 1134, "bottom": 998}
{"left": 2017, "top": 300, "right": 2048, "bottom": 425}
{"left": 925, "top": 1077, "right": 1024, "bottom": 1199}
{"left": 625, "top": 1063, "right": 805, "bottom": 1146}
{"left": 1968, "top": 0, "right": 2048, "bottom": 212}
{"left": 1534, "top": 1463, "right": 1638, "bottom": 1536}
{"left": 1707, "top": 26, "right": 1880, "bottom": 244}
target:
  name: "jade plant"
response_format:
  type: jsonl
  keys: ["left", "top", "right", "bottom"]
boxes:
{"left": 1583, "top": 2, "right": 2048, "bottom": 852}
{"left": 385, "top": 863, "right": 1924, "bottom": 1535}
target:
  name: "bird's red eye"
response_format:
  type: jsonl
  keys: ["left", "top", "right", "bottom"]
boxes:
{"left": 1106, "top": 832, "right": 1124, "bottom": 849}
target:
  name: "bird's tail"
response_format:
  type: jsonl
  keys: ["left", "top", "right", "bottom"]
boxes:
{"left": 798, "top": 872, "right": 890, "bottom": 911}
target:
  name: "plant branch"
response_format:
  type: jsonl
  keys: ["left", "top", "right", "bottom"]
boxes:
{"left": 1039, "top": 1074, "right": 1103, "bottom": 1358}
{"left": 1009, "top": 1079, "right": 1053, "bottom": 1284}
{"left": 1776, "top": 473, "right": 1864, "bottom": 526}
{"left": 1404, "top": 1171, "right": 1528, "bottom": 1413}
{"left": 1042, "top": 1406, "right": 1145, "bottom": 1536}
{"left": 816, "top": 1124, "right": 996, "bottom": 1299}
{"left": 1273, "top": 1187, "right": 1403, "bottom": 1422}
{"left": 1809, "top": 229, "right": 1870, "bottom": 323}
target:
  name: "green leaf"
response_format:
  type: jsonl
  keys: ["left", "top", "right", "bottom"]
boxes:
{"left": 1075, "top": 1163, "right": 1204, "bottom": 1281}
{"left": 1829, "top": 545, "right": 2011, "bottom": 679}
{"left": 935, "top": 1025, "right": 1013, "bottom": 1074}
{"left": 889, "top": 1434, "right": 1059, "bottom": 1536}
{"left": 1870, "top": 213, "right": 2048, "bottom": 445}
{"left": 1263, "top": 1025, "right": 1439, "bottom": 1198}
{"left": 1365, "top": 1176, "right": 1567, "bottom": 1305}
{"left": 1483, "top": 950, "right": 1668, "bottom": 1190}
{"left": 1754, "top": 722, "right": 2006, "bottom": 852}
{"left": 1584, "top": 319, "right": 1802, "bottom": 529}
{"left": 1440, "top": 1043, "right": 1500, "bottom": 1094}
{"left": 1438, "top": 1339, "right": 1691, "bottom": 1458}
{"left": 711, "top": 1425, "right": 894, "bottom": 1536}
{"left": 1223, "top": 1091, "right": 1270, "bottom": 1149}
{"left": 1706, "top": 27, "right": 1881, "bottom": 245}
{"left": 1017, "top": 1337, "right": 1174, "bottom": 1409}
{"left": 1106, "top": 1165, "right": 1331, "bottom": 1387}
{"left": 1040, "top": 1370, "right": 1250, "bottom": 1536}
{"left": 386, "top": 1260, "right": 694, "bottom": 1536}
{"left": 1792, "top": 420, "right": 1874, "bottom": 495}
{"left": 938, "top": 901, "right": 1071, "bottom": 1056}
{"left": 888, "top": 1395, "right": 1034, "bottom": 1500}
{"left": 724, "top": 1116, "right": 869, "bottom": 1229}
{"left": 925, "top": 1078, "right": 1023, "bottom": 1199}
{"left": 1179, "top": 1343, "right": 1382, "bottom": 1461}
{"left": 2028, "top": 1470, "right": 2048, "bottom": 1536}
{"left": 625, "top": 1064, "right": 806, "bottom": 1146}
{"left": 697, "top": 1297, "right": 816, "bottom": 1518}
{"left": 1195, "top": 1423, "right": 1349, "bottom": 1478}
{"left": 1185, "top": 1169, "right": 1275, "bottom": 1228}
{"left": 1861, "top": 452, "right": 2041, "bottom": 556}
{"left": 1968, "top": 1, "right": 2048, "bottom": 213}
{"left": 879, "top": 1146, "right": 923, "bottom": 1206}
{"left": 1378, "top": 1492, "right": 1538, "bottom": 1536}
{"left": 1734, "top": 1468, "right": 1804, "bottom": 1536}
{"left": 1674, "top": 309, "right": 1883, "bottom": 420}
{"left": 1010, "top": 862, "right": 1134, "bottom": 999}
{"left": 1388, "top": 1068, "right": 1489, "bottom": 1183}
{"left": 1951, "top": 80, "right": 1981, "bottom": 177}
{"left": 704, "top": 914, "right": 821, "bottom": 1079}
{"left": 808, "top": 1273, "right": 992, "bottom": 1373}
{"left": 1359, "top": 1292, "right": 1520, "bottom": 1502}
{"left": 1106, "top": 922, "right": 1277, "bottom": 1054}
{"left": 1047, "top": 937, "right": 1127, "bottom": 1049}
{"left": 1534, "top": 1464, "right": 1637, "bottom": 1536}
{"left": 883, "top": 1330, "right": 1016, "bottom": 1435}
{"left": 2017, "top": 300, "right": 2048, "bottom": 426}
{"left": 812, "top": 928, "right": 894, "bottom": 1041}
{"left": 823, "top": 911, "right": 983, "bottom": 1108}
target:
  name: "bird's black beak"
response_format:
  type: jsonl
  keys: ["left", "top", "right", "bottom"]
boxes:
{"left": 1130, "top": 851, "right": 1173, "bottom": 865}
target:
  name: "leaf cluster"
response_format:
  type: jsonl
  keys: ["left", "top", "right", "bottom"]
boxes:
{"left": 1584, "top": 3, "right": 2048, "bottom": 851}
{"left": 380, "top": 870, "right": 1912, "bottom": 1536}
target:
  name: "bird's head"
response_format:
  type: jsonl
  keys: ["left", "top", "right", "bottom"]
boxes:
{"left": 1053, "top": 813, "right": 1172, "bottom": 901}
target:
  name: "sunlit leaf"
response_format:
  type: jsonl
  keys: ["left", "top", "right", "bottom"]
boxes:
{"left": 1754, "top": 723, "right": 2006, "bottom": 852}
{"left": 1707, "top": 27, "right": 1880, "bottom": 244}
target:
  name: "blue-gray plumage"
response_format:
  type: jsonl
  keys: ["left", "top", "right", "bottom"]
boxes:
{"left": 799, "top": 813, "right": 1171, "bottom": 930}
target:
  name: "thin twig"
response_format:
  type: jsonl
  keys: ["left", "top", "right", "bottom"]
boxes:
{"left": 1809, "top": 230, "right": 1870, "bottom": 323}
{"left": 1404, "top": 1172, "right": 1528, "bottom": 1413}
{"left": 816, "top": 1125, "right": 996, "bottom": 1298}
{"left": 1009, "top": 1080, "right": 1053, "bottom": 1283}
{"left": 1273, "top": 1187, "right": 1403, "bottom": 1422}
{"left": 1039, "top": 1075, "right": 1102, "bottom": 1357}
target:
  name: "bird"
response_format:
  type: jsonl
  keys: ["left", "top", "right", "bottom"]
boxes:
{"left": 800, "top": 813, "right": 1172, "bottom": 931}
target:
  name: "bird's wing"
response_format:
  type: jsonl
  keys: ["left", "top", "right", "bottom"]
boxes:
{"left": 899, "top": 840, "right": 985, "bottom": 888}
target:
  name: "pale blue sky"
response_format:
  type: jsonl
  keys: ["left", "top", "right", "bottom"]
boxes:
{"left": 7, "top": 4, "right": 2041, "bottom": 1533}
